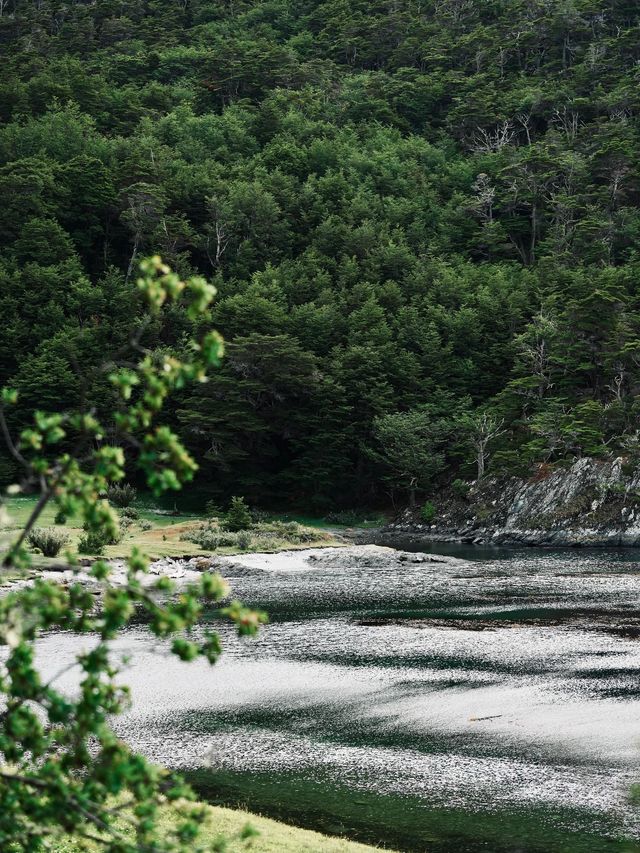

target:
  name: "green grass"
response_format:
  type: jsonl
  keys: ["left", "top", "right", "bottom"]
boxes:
{"left": 55, "top": 801, "right": 393, "bottom": 852}
{"left": 0, "top": 495, "right": 344, "bottom": 571}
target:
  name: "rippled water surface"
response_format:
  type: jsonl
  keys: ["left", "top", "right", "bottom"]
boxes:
{"left": 39, "top": 544, "right": 640, "bottom": 851}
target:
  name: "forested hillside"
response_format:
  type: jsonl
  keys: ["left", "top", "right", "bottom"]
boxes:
{"left": 2, "top": 0, "right": 640, "bottom": 509}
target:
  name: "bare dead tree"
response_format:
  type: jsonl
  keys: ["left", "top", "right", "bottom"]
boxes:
{"left": 471, "top": 120, "right": 515, "bottom": 154}
{"left": 606, "top": 363, "right": 626, "bottom": 402}
{"left": 609, "top": 106, "right": 630, "bottom": 123}
{"left": 434, "top": 0, "right": 475, "bottom": 24}
{"left": 469, "top": 173, "right": 496, "bottom": 223}
{"left": 122, "top": 187, "right": 166, "bottom": 283}
{"left": 552, "top": 106, "right": 580, "bottom": 142}
{"left": 497, "top": 46, "right": 509, "bottom": 79}
{"left": 609, "top": 166, "right": 629, "bottom": 209}
{"left": 461, "top": 413, "right": 505, "bottom": 480}
{"left": 204, "top": 197, "right": 231, "bottom": 270}
{"left": 516, "top": 310, "right": 556, "bottom": 399}
{"left": 586, "top": 41, "right": 607, "bottom": 68}
{"left": 516, "top": 111, "right": 533, "bottom": 145}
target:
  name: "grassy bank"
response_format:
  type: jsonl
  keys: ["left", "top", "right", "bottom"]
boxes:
{"left": 57, "top": 801, "right": 395, "bottom": 853}
{"left": 0, "top": 495, "right": 346, "bottom": 578}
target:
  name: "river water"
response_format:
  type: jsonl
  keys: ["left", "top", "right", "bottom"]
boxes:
{"left": 37, "top": 543, "right": 640, "bottom": 852}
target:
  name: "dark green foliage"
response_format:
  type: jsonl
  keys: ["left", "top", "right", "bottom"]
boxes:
{"left": 77, "top": 529, "right": 109, "bottom": 555}
{"left": 53, "top": 509, "right": 67, "bottom": 525}
{"left": 26, "top": 526, "right": 69, "bottom": 557}
{"left": 205, "top": 499, "right": 223, "bottom": 518}
{"left": 120, "top": 505, "right": 139, "bottom": 520}
{"left": 451, "top": 479, "right": 470, "bottom": 501}
{"left": 371, "top": 408, "right": 451, "bottom": 505}
{"left": 2, "top": 1, "right": 640, "bottom": 505}
{"left": 81, "top": 518, "right": 122, "bottom": 549}
{"left": 421, "top": 501, "right": 437, "bottom": 523}
{"left": 323, "top": 510, "right": 367, "bottom": 526}
{"left": 222, "top": 497, "right": 253, "bottom": 532}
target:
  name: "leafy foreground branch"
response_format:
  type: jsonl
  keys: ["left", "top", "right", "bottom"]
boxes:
{"left": 0, "top": 258, "right": 266, "bottom": 852}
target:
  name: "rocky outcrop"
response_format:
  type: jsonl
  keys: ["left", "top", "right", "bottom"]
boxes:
{"left": 380, "top": 457, "right": 640, "bottom": 546}
{"left": 0, "top": 545, "right": 468, "bottom": 597}
{"left": 215, "top": 544, "right": 466, "bottom": 574}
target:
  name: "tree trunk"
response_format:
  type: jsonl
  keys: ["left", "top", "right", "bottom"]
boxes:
{"left": 476, "top": 443, "right": 486, "bottom": 480}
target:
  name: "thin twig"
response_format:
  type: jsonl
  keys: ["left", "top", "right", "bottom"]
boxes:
{"left": 0, "top": 404, "right": 30, "bottom": 472}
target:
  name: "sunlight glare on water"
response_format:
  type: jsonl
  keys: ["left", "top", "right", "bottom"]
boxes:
{"left": 33, "top": 544, "right": 640, "bottom": 851}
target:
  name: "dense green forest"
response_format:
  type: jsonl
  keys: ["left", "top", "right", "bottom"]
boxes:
{"left": 2, "top": 0, "right": 640, "bottom": 509}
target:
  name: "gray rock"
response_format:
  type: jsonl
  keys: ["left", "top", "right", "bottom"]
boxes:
{"left": 380, "top": 456, "right": 640, "bottom": 547}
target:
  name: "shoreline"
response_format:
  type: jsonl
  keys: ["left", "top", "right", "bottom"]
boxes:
{"left": 366, "top": 525, "right": 640, "bottom": 548}
{"left": 0, "top": 543, "right": 468, "bottom": 596}
{"left": 58, "top": 801, "right": 396, "bottom": 853}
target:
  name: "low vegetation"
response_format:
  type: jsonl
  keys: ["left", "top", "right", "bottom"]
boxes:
{"left": 106, "top": 482, "right": 138, "bottom": 508}
{"left": 221, "top": 496, "right": 253, "bottom": 532}
{"left": 182, "top": 517, "right": 333, "bottom": 553}
{"left": 0, "top": 495, "right": 341, "bottom": 571}
{"left": 26, "top": 526, "right": 69, "bottom": 557}
{"left": 420, "top": 502, "right": 437, "bottom": 524}
{"left": 57, "top": 802, "right": 391, "bottom": 853}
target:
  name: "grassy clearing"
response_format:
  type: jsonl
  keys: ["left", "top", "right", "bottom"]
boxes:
{"left": 56, "top": 801, "right": 393, "bottom": 853}
{"left": 0, "top": 495, "right": 343, "bottom": 571}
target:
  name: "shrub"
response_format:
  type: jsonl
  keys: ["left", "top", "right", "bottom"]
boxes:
{"left": 121, "top": 506, "right": 139, "bottom": 520}
{"left": 248, "top": 536, "right": 268, "bottom": 550}
{"left": 604, "top": 481, "right": 626, "bottom": 498}
{"left": 205, "top": 499, "right": 223, "bottom": 517}
{"left": 139, "top": 520, "right": 152, "bottom": 531}
{"left": 269, "top": 520, "right": 297, "bottom": 537}
{"left": 78, "top": 522, "right": 122, "bottom": 553}
{"left": 269, "top": 520, "right": 317, "bottom": 543}
{"left": 324, "top": 510, "right": 363, "bottom": 525}
{"left": 451, "top": 479, "right": 470, "bottom": 500}
{"left": 490, "top": 449, "right": 531, "bottom": 477}
{"left": 77, "top": 530, "right": 110, "bottom": 555}
{"left": 53, "top": 509, "right": 67, "bottom": 525}
{"left": 27, "top": 527, "right": 69, "bottom": 557}
{"left": 107, "top": 482, "right": 137, "bottom": 507}
{"left": 183, "top": 525, "right": 220, "bottom": 550}
{"left": 421, "top": 501, "right": 436, "bottom": 523}
{"left": 250, "top": 508, "right": 271, "bottom": 523}
{"left": 237, "top": 531, "right": 252, "bottom": 550}
{"left": 217, "top": 531, "right": 241, "bottom": 547}
{"left": 222, "top": 496, "right": 253, "bottom": 532}
{"left": 183, "top": 518, "right": 324, "bottom": 551}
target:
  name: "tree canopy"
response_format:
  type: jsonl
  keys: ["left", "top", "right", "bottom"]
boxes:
{"left": 3, "top": 0, "right": 640, "bottom": 505}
